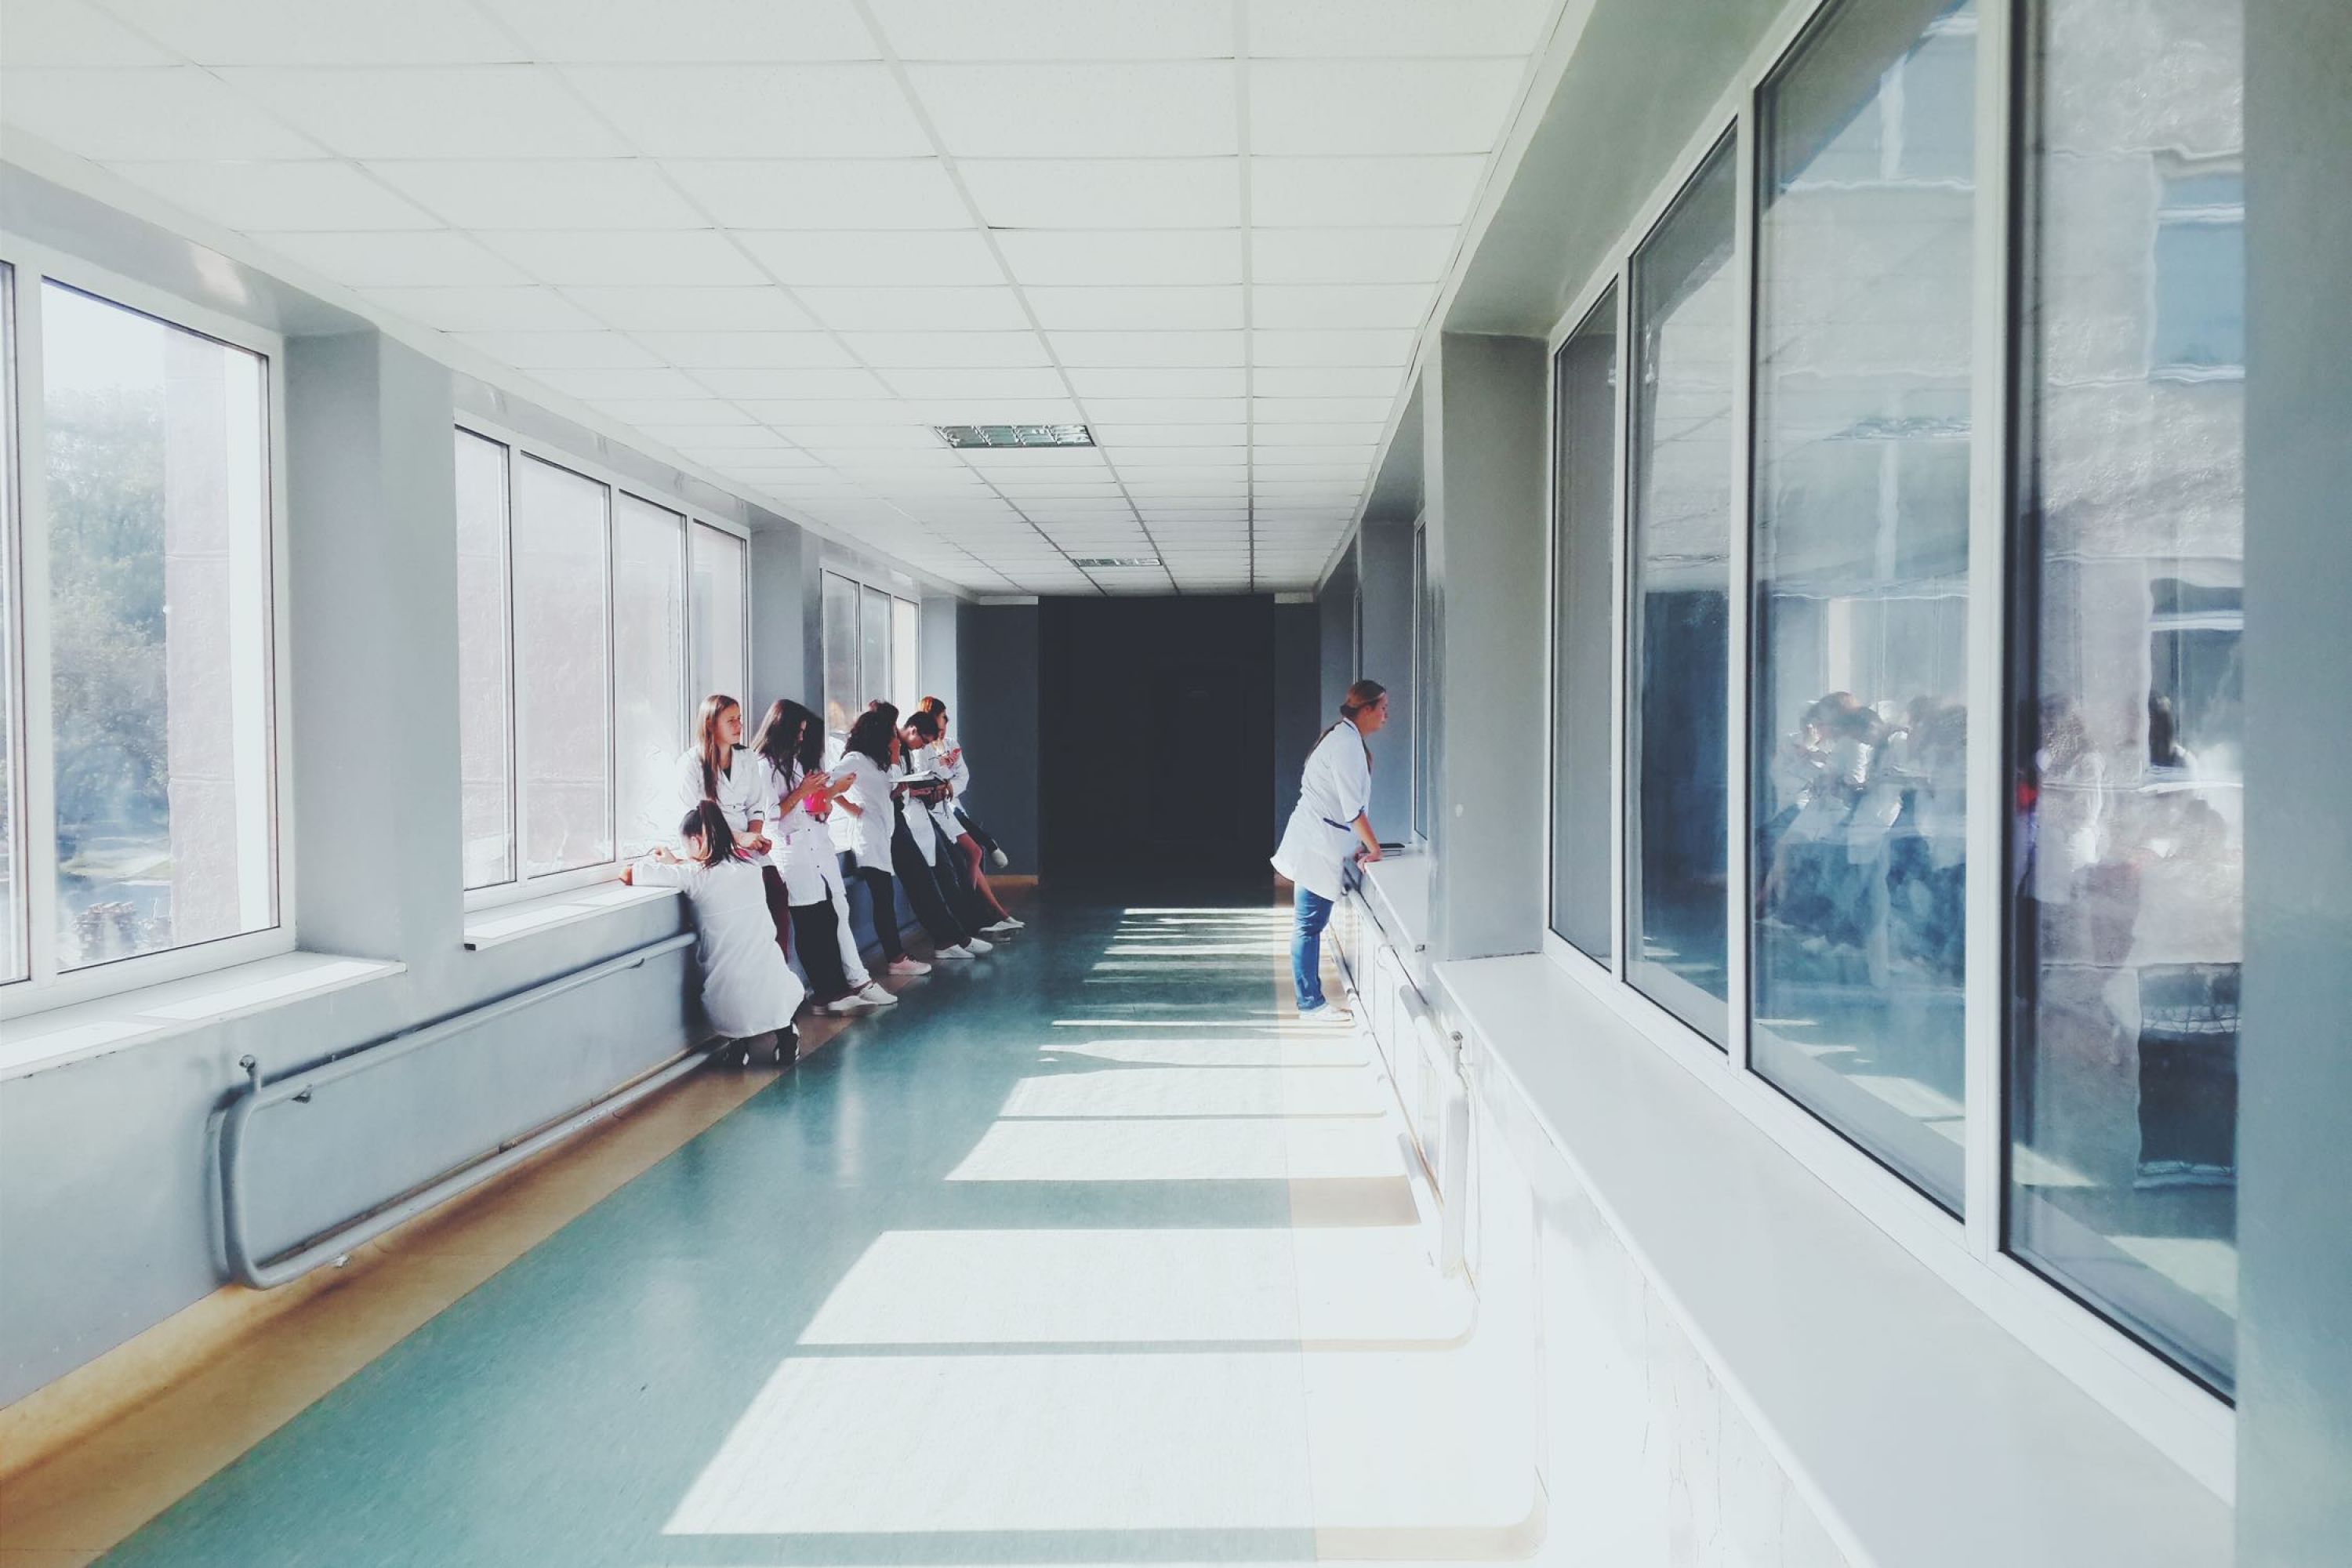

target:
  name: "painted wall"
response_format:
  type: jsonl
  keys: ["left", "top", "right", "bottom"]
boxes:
{"left": 955, "top": 604, "right": 1042, "bottom": 877}
{"left": 1272, "top": 602, "right": 1322, "bottom": 858}
{"left": 1356, "top": 519, "right": 1419, "bottom": 837}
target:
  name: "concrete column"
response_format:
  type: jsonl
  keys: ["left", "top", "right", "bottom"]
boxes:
{"left": 746, "top": 519, "right": 808, "bottom": 710}
{"left": 1422, "top": 332, "right": 1549, "bottom": 964}
{"left": 955, "top": 604, "right": 1040, "bottom": 874}
{"left": 920, "top": 593, "right": 959, "bottom": 714}
{"left": 1318, "top": 547, "right": 1359, "bottom": 720}
{"left": 1356, "top": 517, "right": 1417, "bottom": 835}
{"left": 2236, "top": 1, "right": 2352, "bottom": 1559}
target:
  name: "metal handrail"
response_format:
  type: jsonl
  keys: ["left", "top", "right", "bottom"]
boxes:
{"left": 219, "top": 931, "right": 699, "bottom": 1289}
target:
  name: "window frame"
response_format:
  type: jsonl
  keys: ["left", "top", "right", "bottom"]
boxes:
{"left": 456, "top": 416, "right": 750, "bottom": 913}
{"left": 818, "top": 564, "right": 920, "bottom": 740}
{"left": 1526, "top": 0, "right": 2234, "bottom": 1493}
{"left": 0, "top": 235, "right": 297, "bottom": 1022}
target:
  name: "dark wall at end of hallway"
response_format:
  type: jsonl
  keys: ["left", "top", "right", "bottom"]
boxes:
{"left": 1274, "top": 602, "right": 1321, "bottom": 858}
{"left": 956, "top": 604, "right": 1041, "bottom": 876}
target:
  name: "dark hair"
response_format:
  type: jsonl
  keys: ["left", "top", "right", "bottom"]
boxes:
{"left": 865, "top": 699, "right": 899, "bottom": 728}
{"left": 917, "top": 695, "right": 947, "bottom": 721}
{"left": 751, "top": 699, "right": 823, "bottom": 776}
{"left": 678, "top": 800, "right": 739, "bottom": 866}
{"left": 846, "top": 708, "right": 898, "bottom": 768}
{"left": 693, "top": 693, "right": 739, "bottom": 800}
{"left": 905, "top": 710, "right": 942, "bottom": 744}
{"left": 1339, "top": 679, "right": 1387, "bottom": 720}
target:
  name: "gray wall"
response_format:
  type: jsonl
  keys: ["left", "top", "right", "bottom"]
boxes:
{"left": 2237, "top": 0, "right": 2352, "bottom": 1559}
{"left": 1272, "top": 602, "right": 1323, "bottom": 850}
{"left": 1356, "top": 518, "right": 1418, "bottom": 837}
{"left": 1319, "top": 548, "right": 1360, "bottom": 721}
{"left": 748, "top": 517, "right": 814, "bottom": 712}
{"left": 955, "top": 604, "right": 1041, "bottom": 875}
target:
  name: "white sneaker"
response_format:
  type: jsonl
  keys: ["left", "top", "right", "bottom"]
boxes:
{"left": 1298, "top": 1002, "right": 1354, "bottom": 1023}
{"left": 828, "top": 991, "right": 877, "bottom": 1013}
{"left": 982, "top": 916, "right": 1022, "bottom": 935}
{"left": 888, "top": 956, "right": 931, "bottom": 976}
{"left": 934, "top": 942, "right": 976, "bottom": 960}
{"left": 989, "top": 848, "right": 1010, "bottom": 869}
{"left": 964, "top": 935, "right": 994, "bottom": 954}
{"left": 857, "top": 982, "right": 898, "bottom": 1007}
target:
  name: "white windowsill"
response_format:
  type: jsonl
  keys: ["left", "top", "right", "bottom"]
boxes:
{"left": 1355, "top": 853, "right": 1432, "bottom": 972}
{"left": 1435, "top": 953, "right": 2232, "bottom": 1568}
{"left": 0, "top": 953, "right": 406, "bottom": 1084}
{"left": 462, "top": 882, "right": 681, "bottom": 951}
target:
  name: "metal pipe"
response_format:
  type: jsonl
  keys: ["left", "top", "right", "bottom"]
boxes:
{"left": 220, "top": 932, "right": 698, "bottom": 1290}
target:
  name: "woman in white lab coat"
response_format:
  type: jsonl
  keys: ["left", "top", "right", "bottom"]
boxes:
{"left": 623, "top": 801, "right": 805, "bottom": 1065}
{"left": 748, "top": 700, "right": 896, "bottom": 1015}
{"left": 898, "top": 710, "right": 1004, "bottom": 944}
{"left": 673, "top": 692, "right": 788, "bottom": 954}
{"left": 1272, "top": 679, "right": 1389, "bottom": 1019}
{"left": 914, "top": 697, "right": 1020, "bottom": 933}
{"left": 830, "top": 708, "right": 935, "bottom": 975}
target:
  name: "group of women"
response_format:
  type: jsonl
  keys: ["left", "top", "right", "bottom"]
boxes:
{"left": 625, "top": 691, "right": 1022, "bottom": 1062}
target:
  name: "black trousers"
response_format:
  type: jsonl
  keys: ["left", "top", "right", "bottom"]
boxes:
{"left": 788, "top": 896, "right": 853, "bottom": 1000}
{"left": 890, "top": 819, "right": 972, "bottom": 949}
{"left": 844, "top": 858, "right": 906, "bottom": 963}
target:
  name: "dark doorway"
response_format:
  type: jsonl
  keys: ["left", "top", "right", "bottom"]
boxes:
{"left": 1040, "top": 596, "right": 1279, "bottom": 884}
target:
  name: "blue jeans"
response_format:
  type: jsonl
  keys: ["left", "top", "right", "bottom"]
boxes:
{"left": 1292, "top": 884, "right": 1336, "bottom": 1010}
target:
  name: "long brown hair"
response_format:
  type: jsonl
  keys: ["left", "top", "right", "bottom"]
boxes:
{"left": 846, "top": 708, "right": 898, "bottom": 769}
{"left": 751, "top": 699, "right": 823, "bottom": 778}
{"left": 678, "top": 800, "right": 739, "bottom": 866}
{"left": 694, "top": 694, "right": 739, "bottom": 800}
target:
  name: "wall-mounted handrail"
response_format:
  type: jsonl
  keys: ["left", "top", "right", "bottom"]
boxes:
{"left": 220, "top": 931, "right": 698, "bottom": 1289}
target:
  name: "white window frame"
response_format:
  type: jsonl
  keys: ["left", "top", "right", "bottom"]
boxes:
{"left": 818, "top": 565, "right": 919, "bottom": 739}
{"left": 1408, "top": 512, "right": 1433, "bottom": 848}
{"left": 686, "top": 517, "right": 752, "bottom": 714}
{"left": 0, "top": 236, "right": 296, "bottom": 1022}
{"left": 1529, "top": 0, "right": 2235, "bottom": 1495}
{"left": 458, "top": 417, "right": 750, "bottom": 913}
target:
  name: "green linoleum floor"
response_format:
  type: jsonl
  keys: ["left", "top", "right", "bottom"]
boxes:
{"left": 98, "top": 887, "right": 1537, "bottom": 1568}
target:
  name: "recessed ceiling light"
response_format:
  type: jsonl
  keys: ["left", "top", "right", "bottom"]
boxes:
{"left": 1071, "top": 556, "right": 1160, "bottom": 568}
{"left": 935, "top": 423, "right": 1095, "bottom": 449}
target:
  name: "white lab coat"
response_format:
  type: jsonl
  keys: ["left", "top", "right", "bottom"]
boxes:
{"left": 924, "top": 742, "right": 972, "bottom": 842}
{"left": 1273, "top": 722, "right": 1372, "bottom": 902}
{"left": 672, "top": 746, "right": 763, "bottom": 837}
{"left": 895, "top": 760, "right": 943, "bottom": 866}
{"left": 829, "top": 750, "right": 896, "bottom": 869}
{"left": 629, "top": 853, "right": 805, "bottom": 1039}
{"left": 757, "top": 757, "right": 832, "bottom": 906}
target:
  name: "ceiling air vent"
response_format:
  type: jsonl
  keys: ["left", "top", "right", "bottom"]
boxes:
{"left": 935, "top": 423, "right": 1095, "bottom": 449}
{"left": 1071, "top": 556, "right": 1160, "bottom": 568}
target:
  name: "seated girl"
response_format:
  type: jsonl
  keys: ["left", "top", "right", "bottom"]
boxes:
{"left": 624, "top": 800, "right": 807, "bottom": 1066}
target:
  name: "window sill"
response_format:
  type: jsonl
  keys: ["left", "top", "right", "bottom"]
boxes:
{"left": 1355, "top": 852, "right": 1432, "bottom": 974}
{"left": 0, "top": 953, "right": 406, "bottom": 1084}
{"left": 462, "top": 882, "right": 680, "bottom": 952}
{"left": 1434, "top": 953, "right": 2232, "bottom": 1568}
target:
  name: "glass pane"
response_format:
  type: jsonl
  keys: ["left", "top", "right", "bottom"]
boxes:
{"left": 689, "top": 521, "right": 746, "bottom": 711}
{"left": 0, "top": 267, "right": 21, "bottom": 982}
{"left": 1411, "top": 522, "right": 1432, "bottom": 842}
{"left": 453, "top": 431, "right": 513, "bottom": 890}
{"left": 1625, "top": 135, "right": 1737, "bottom": 1042}
{"left": 1549, "top": 285, "right": 1618, "bottom": 961}
{"left": 2009, "top": 0, "right": 2243, "bottom": 1395}
{"left": 44, "top": 283, "right": 276, "bottom": 971}
{"left": 859, "top": 586, "right": 889, "bottom": 713}
{"left": 821, "top": 572, "right": 858, "bottom": 737}
{"left": 1750, "top": 0, "right": 1976, "bottom": 1210}
{"left": 891, "top": 596, "right": 920, "bottom": 717}
{"left": 513, "top": 454, "right": 611, "bottom": 878}
{"left": 616, "top": 495, "right": 686, "bottom": 860}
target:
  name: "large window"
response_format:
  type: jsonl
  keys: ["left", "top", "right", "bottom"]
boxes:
{"left": 1624, "top": 134, "right": 1737, "bottom": 1044}
{"left": 820, "top": 568, "right": 920, "bottom": 739}
{"left": 1751, "top": 0, "right": 1977, "bottom": 1211}
{"left": 455, "top": 426, "right": 750, "bottom": 901}
{"left": 1548, "top": 286, "right": 1617, "bottom": 963}
{"left": 0, "top": 263, "right": 285, "bottom": 1002}
{"left": 1410, "top": 517, "right": 1434, "bottom": 843}
{"left": 2009, "top": 0, "right": 2244, "bottom": 1395}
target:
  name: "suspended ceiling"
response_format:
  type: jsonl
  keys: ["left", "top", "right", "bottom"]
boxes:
{"left": 0, "top": 0, "right": 1563, "bottom": 594}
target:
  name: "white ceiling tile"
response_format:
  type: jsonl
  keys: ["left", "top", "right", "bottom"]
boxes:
{"left": 563, "top": 65, "right": 928, "bottom": 158}
{"left": 458, "top": 330, "right": 662, "bottom": 368}
{"left": 479, "top": 0, "right": 878, "bottom": 62}
{"left": 591, "top": 398, "right": 753, "bottom": 427}
{"left": 104, "top": 160, "right": 437, "bottom": 231}
{"left": 1254, "top": 283, "right": 1433, "bottom": 330}
{"left": 870, "top": 0, "right": 1231, "bottom": 60}
{"left": 786, "top": 425, "right": 947, "bottom": 449}
{"left": 1240, "top": 444, "right": 1379, "bottom": 465}
{"left": 1064, "top": 365, "right": 1247, "bottom": 398}
{"left": 477, "top": 230, "right": 764, "bottom": 288}
{"left": 914, "top": 399, "right": 1090, "bottom": 424}
{"left": 103, "top": 0, "right": 517, "bottom": 64}
{"left": 1, "top": 2, "right": 176, "bottom": 67}
{"left": 365, "top": 285, "right": 601, "bottom": 332}
{"left": 745, "top": 401, "right": 920, "bottom": 427}
{"left": 1253, "top": 365, "right": 1408, "bottom": 397}
{"left": 688, "top": 366, "right": 891, "bottom": 398}
{"left": 220, "top": 66, "right": 627, "bottom": 159}
{"left": 995, "top": 229, "right": 1241, "bottom": 289}
{"left": 1082, "top": 398, "right": 1247, "bottom": 425}
{"left": 1253, "top": 397, "right": 1397, "bottom": 423}
{"left": 640, "top": 332, "right": 856, "bottom": 368}
{"left": 1250, "top": 227, "right": 1457, "bottom": 286}
{"left": 737, "top": 230, "right": 1002, "bottom": 288}
{"left": 1049, "top": 331, "right": 1246, "bottom": 368}
{"left": 1095, "top": 446, "right": 1251, "bottom": 468}
{"left": 527, "top": 365, "right": 710, "bottom": 401}
{"left": 662, "top": 159, "right": 967, "bottom": 229}
{"left": 1025, "top": 286, "right": 1243, "bottom": 332}
{"left": 843, "top": 331, "right": 1053, "bottom": 368}
{"left": 1249, "top": 0, "right": 1555, "bottom": 58}
{"left": 567, "top": 286, "right": 815, "bottom": 330}
{"left": 645, "top": 425, "right": 793, "bottom": 449}
{"left": 876, "top": 367, "right": 1069, "bottom": 400}
{"left": 1091, "top": 424, "right": 1247, "bottom": 447}
{"left": 1250, "top": 154, "right": 1488, "bottom": 228}
{"left": 256, "top": 229, "right": 525, "bottom": 288}
{"left": 1, "top": 68, "right": 325, "bottom": 160}
{"left": 1250, "top": 60, "right": 1526, "bottom": 156}
{"left": 367, "top": 159, "right": 705, "bottom": 230}
{"left": 1253, "top": 328, "right": 1417, "bottom": 366}
{"left": 906, "top": 63, "right": 1235, "bottom": 159}
{"left": 958, "top": 158, "right": 1240, "bottom": 229}
{"left": 1254, "top": 423, "right": 1388, "bottom": 445}
{"left": 796, "top": 287, "right": 1030, "bottom": 333}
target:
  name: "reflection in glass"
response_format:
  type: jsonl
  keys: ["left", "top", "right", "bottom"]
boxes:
{"left": 2009, "top": 0, "right": 2243, "bottom": 1394}
{"left": 1626, "top": 135, "right": 1737, "bottom": 1041}
{"left": 0, "top": 267, "right": 21, "bottom": 982}
{"left": 860, "top": 586, "right": 890, "bottom": 716}
{"left": 1751, "top": 0, "right": 1976, "bottom": 1210}
{"left": 891, "top": 595, "right": 920, "bottom": 717}
{"left": 454, "top": 431, "right": 514, "bottom": 889}
{"left": 616, "top": 495, "right": 687, "bottom": 859}
{"left": 1549, "top": 286, "right": 1617, "bottom": 962}
{"left": 821, "top": 572, "right": 858, "bottom": 737}
{"left": 514, "top": 455, "right": 611, "bottom": 878}
{"left": 43, "top": 284, "right": 275, "bottom": 970}
{"left": 689, "top": 521, "right": 746, "bottom": 710}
